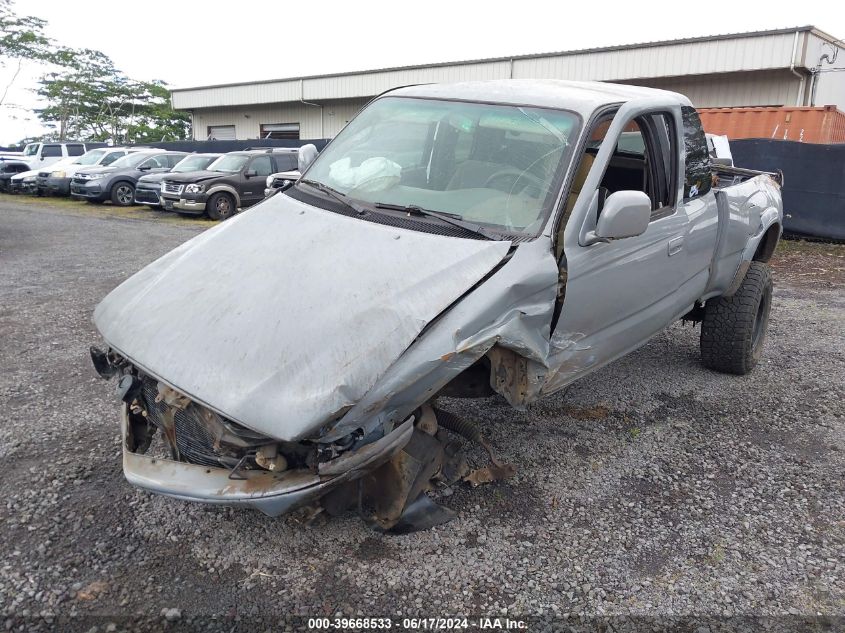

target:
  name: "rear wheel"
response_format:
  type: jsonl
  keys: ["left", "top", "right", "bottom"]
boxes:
{"left": 110, "top": 182, "right": 135, "bottom": 207}
{"left": 206, "top": 192, "right": 236, "bottom": 221}
{"left": 700, "top": 261, "right": 773, "bottom": 375}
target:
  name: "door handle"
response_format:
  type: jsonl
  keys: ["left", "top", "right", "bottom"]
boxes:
{"left": 668, "top": 236, "right": 684, "bottom": 256}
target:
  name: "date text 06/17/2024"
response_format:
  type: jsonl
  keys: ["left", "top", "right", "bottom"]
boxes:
{"left": 306, "top": 617, "right": 528, "bottom": 630}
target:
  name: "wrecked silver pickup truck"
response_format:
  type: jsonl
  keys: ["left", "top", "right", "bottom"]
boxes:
{"left": 91, "top": 80, "right": 782, "bottom": 532}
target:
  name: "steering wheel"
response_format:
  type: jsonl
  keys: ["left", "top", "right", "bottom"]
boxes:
{"left": 484, "top": 169, "right": 546, "bottom": 196}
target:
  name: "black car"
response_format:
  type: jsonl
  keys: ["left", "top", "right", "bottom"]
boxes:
{"left": 134, "top": 153, "right": 222, "bottom": 207}
{"left": 0, "top": 161, "right": 31, "bottom": 193}
{"left": 160, "top": 148, "right": 299, "bottom": 220}
{"left": 71, "top": 151, "right": 187, "bottom": 206}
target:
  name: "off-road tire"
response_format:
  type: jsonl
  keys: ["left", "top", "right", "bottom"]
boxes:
{"left": 110, "top": 182, "right": 135, "bottom": 207}
{"left": 700, "top": 261, "right": 773, "bottom": 375}
{"left": 206, "top": 192, "right": 236, "bottom": 221}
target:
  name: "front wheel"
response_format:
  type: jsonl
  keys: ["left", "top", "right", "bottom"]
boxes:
{"left": 206, "top": 192, "right": 236, "bottom": 221}
{"left": 700, "top": 261, "right": 773, "bottom": 375}
{"left": 110, "top": 182, "right": 135, "bottom": 207}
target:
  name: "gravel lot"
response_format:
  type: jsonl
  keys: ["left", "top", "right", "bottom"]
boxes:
{"left": 1, "top": 198, "right": 843, "bottom": 631}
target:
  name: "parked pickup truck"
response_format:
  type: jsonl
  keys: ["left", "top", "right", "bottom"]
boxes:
{"left": 159, "top": 148, "right": 300, "bottom": 220}
{"left": 91, "top": 80, "right": 782, "bottom": 532}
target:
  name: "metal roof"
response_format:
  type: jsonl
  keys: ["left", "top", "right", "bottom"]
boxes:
{"left": 172, "top": 26, "right": 829, "bottom": 94}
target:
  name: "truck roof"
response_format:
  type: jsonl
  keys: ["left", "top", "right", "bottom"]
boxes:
{"left": 388, "top": 79, "right": 692, "bottom": 116}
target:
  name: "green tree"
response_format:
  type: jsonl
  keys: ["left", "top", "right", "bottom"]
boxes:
{"left": 126, "top": 80, "right": 191, "bottom": 143}
{"left": 36, "top": 50, "right": 190, "bottom": 142}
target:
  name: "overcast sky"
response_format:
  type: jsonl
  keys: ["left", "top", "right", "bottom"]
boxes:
{"left": 2, "top": 0, "right": 844, "bottom": 145}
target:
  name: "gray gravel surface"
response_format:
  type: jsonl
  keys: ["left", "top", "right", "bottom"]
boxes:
{"left": 0, "top": 200, "right": 843, "bottom": 631}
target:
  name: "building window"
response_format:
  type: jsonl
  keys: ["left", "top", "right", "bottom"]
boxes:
{"left": 260, "top": 123, "right": 300, "bottom": 140}
{"left": 207, "top": 125, "right": 236, "bottom": 140}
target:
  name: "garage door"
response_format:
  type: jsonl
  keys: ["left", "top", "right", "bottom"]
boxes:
{"left": 207, "top": 125, "right": 236, "bottom": 140}
{"left": 260, "top": 123, "right": 300, "bottom": 140}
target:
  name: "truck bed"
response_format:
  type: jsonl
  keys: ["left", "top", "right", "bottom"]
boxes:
{"left": 713, "top": 164, "right": 784, "bottom": 189}
{"left": 704, "top": 171, "right": 783, "bottom": 300}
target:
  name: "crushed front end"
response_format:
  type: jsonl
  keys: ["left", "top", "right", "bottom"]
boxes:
{"left": 92, "top": 347, "right": 505, "bottom": 531}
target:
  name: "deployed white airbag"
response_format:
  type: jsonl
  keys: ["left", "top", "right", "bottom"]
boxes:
{"left": 329, "top": 157, "right": 401, "bottom": 192}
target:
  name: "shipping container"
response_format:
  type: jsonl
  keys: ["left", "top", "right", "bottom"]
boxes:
{"left": 698, "top": 106, "right": 845, "bottom": 144}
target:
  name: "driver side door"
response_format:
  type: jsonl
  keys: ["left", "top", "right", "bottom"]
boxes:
{"left": 240, "top": 155, "right": 273, "bottom": 205}
{"left": 544, "top": 104, "right": 693, "bottom": 394}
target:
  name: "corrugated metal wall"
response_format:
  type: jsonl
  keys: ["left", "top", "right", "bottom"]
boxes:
{"left": 188, "top": 72, "right": 804, "bottom": 140}
{"left": 623, "top": 70, "right": 802, "bottom": 108}
{"left": 191, "top": 99, "right": 370, "bottom": 140}
{"left": 699, "top": 105, "right": 845, "bottom": 143}
{"left": 176, "top": 28, "right": 845, "bottom": 139}
{"left": 173, "top": 32, "right": 802, "bottom": 110}
{"left": 510, "top": 33, "right": 796, "bottom": 82}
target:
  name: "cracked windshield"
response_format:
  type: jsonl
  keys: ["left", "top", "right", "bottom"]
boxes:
{"left": 302, "top": 97, "right": 580, "bottom": 234}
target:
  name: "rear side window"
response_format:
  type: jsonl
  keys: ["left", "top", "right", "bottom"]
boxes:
{"left": 141, "top": 155, "right": 169, "bottom": 169}
{"left": 681, "top": 106, "right": 711, "bottom": 199}
{"left": 42, "top": 145, "right": 62, "bottom": 158}
{"left": 165, "top": 154, "right": 185, "bottom": 167}
{"left": 67, "top": 144, "right": 85, "bottom": 156}
{"left": 249, "top": 156, "right": 273, "bottom": 177}
{"left": 102, "top": 151, "right": 124, "bottom": 166}
{"left": 274, "top": 154, "right": 297, "bottom": 172}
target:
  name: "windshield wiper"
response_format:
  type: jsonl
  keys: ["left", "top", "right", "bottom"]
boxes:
{"left": 298, "top": 179, "right": 368, "bottom": 215}
{"left": 373, "top": 202, "right": 497, "bottom": 240}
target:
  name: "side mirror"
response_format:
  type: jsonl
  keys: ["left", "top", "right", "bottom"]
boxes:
{"left": 244, "top": 169, "right": 257, "bottom": 178}
{"left": 298, "top": 144, "right": 318, "bottom": 173}
{"left": 584, "top": 191, "right": 651, "bottom": 245}
{"left": 138, "top": 164, "right": 151, "bottom": 171}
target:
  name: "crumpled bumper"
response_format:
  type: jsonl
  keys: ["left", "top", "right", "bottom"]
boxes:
{"left": 120, "top": 408, "right": 414, "bottom": 517}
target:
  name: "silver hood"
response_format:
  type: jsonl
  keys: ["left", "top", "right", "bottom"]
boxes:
{"left": 94, "top": 194, "right": 510, "bottom": 441}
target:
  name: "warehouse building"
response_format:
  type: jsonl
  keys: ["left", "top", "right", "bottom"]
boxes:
{"left": 171, "top": 26, "right": 845, "bottom": 141}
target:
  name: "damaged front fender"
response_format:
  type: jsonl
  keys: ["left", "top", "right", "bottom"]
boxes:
{"left": 322, "top": 237, "right": 560, "bottom": 442}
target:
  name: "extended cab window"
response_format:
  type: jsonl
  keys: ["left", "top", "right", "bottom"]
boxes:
{"left": 42, "top": 145, "right": 62, "bottom": 158}
{"left": 67, "top": 144, "right": 85, "bottom": 156}
{"left": 681, "top": 106, "right": 712, "bottom": 199}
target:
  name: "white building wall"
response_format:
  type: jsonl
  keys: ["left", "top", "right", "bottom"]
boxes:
{"left": 627, "top": 71, "right": 802, "bottom": 108}
{"left": 190, "top": 99, "right": 369, "bottom": 140}
{"left": 172, "top": 31, "right": 804, "bottom": 111}
{"left": 176, "top": 28, "right": 845, "bottom": 139}
{"left": 188, "top": 72, "right": 805, "bottom": 140}
{"left": 511, "top": 33, "right": 797, "bottom": 82}
{"left": 803, "top": 32, "right": 845, "bottom": 107}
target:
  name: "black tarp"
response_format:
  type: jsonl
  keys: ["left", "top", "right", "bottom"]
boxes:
{"left": 730, "top": 139, "right": 845, "bottom": 241}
